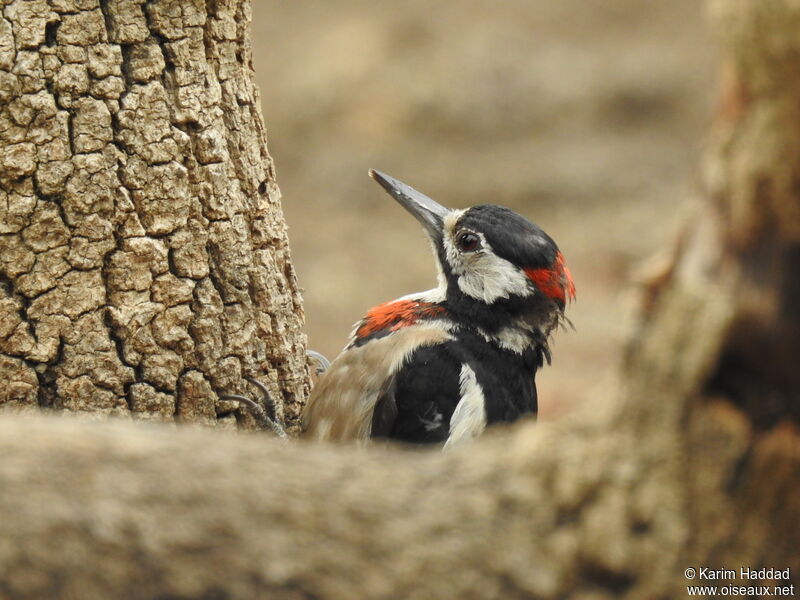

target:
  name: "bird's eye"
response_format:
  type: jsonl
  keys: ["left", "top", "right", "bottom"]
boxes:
{"left": 456, "top": 231, "right": 481, "bottom": 252}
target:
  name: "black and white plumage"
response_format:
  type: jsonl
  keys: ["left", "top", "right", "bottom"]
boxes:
{"left": 302, "top": 170, "right": 575, "bottom": 447}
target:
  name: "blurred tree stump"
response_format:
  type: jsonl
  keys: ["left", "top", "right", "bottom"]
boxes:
{"left": 0, "top": 0, "right": 309, "bottom": 428}
{"left": 0, "top": 0, "right": 798, "bottom": 599}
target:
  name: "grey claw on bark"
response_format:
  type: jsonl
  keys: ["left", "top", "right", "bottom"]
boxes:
{"left": 220, "top": 377, "right": 287, "bottom": 439}
{"left": 307, "top": 349, "right": 330, "bottom": 375}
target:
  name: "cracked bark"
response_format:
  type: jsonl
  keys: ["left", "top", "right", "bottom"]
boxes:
{"left": 0, "top": 0, "right": 798, "bottom": 599}
{"left": 0, "top": 0, "right": 309, "bottom": 430}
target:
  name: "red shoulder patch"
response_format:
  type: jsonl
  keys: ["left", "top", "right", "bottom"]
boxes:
{"left": 356, "top": 299, "right": 446, "bottom": 339}
{"left": 524, "top": 251, "right": 576, "bottom": 304}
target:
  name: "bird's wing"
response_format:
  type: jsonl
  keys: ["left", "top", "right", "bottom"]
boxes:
{"left": 302, "top": 323, "right": 453, "bottom": 443}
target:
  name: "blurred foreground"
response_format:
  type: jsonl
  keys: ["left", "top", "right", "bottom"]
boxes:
{"left": 252, "top": 1, "right": 715, "bottom": 416}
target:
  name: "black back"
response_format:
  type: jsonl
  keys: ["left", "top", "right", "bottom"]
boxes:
{"left": 372, "top": 327, "right": 542, "bottom": 444}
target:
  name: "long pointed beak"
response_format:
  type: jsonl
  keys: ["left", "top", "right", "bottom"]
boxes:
{"left": 369, "top": 169, "right": 449, "bottom": 241}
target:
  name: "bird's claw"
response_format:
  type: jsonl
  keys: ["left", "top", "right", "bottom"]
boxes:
{"left": 220, "top": 377, "right": 287, "bottom": 439}
{"left": 307, "top": 349, "right": 330, "bottom": 375}
{"left": 218, "top": 350, "right": 328, "bottom": 437}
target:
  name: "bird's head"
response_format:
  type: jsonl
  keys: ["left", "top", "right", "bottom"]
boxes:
{"left": 369, "top": 169, "right": 575, "bottom": 327}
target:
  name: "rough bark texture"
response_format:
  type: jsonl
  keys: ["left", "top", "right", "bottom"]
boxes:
{"left": 0, "top": 0, "right": 798, "bottom": 599}
{"left": 681, "top": 0, "right": 800, "bottom": 581}
{"left": 0, "top": 0, "right": 309, "bottom": 428}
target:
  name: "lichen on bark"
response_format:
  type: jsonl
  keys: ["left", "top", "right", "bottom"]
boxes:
{"left": 0, "top": 0, "right": 309, "bottom": 429}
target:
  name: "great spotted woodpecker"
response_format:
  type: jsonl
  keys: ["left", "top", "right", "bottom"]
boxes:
{"left": 302, "top": 170, "right": 575, "bottom": 447}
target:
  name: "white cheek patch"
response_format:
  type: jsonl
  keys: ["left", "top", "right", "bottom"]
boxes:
{"left": 455, "top": 249, "right": 532, "bottom": 303}
{"left": 443, "top": 363, "right": 487, "bottom": 449}
{"left": 443, "top": 212, "right": 532, "bottom": 303}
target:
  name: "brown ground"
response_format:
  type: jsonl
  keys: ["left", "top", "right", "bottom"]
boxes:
{"left": 251, "top": 1, "right": 715, "bottom": 417}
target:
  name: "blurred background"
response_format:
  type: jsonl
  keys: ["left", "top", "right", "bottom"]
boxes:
{"left": 251, "top": 1, "right": 715, "bottom": 418}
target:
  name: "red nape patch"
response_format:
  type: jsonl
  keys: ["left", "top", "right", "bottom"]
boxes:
{"left": 524, "top": 252, "right": 576, "bottom": 304}
{"left": 356, "top": 300, "right": 446, "bottom": 338}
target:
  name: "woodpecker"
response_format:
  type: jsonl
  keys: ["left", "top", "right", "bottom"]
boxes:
{"left": 302, "top": 170, "right": 575, "bottom": 447}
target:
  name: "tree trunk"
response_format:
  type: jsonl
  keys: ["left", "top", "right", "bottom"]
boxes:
{"left": 0, "top": 0, "right": 309, "bottom": 429}
{"left": 0, "top": 0, "right": 797, "bottom": 599}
